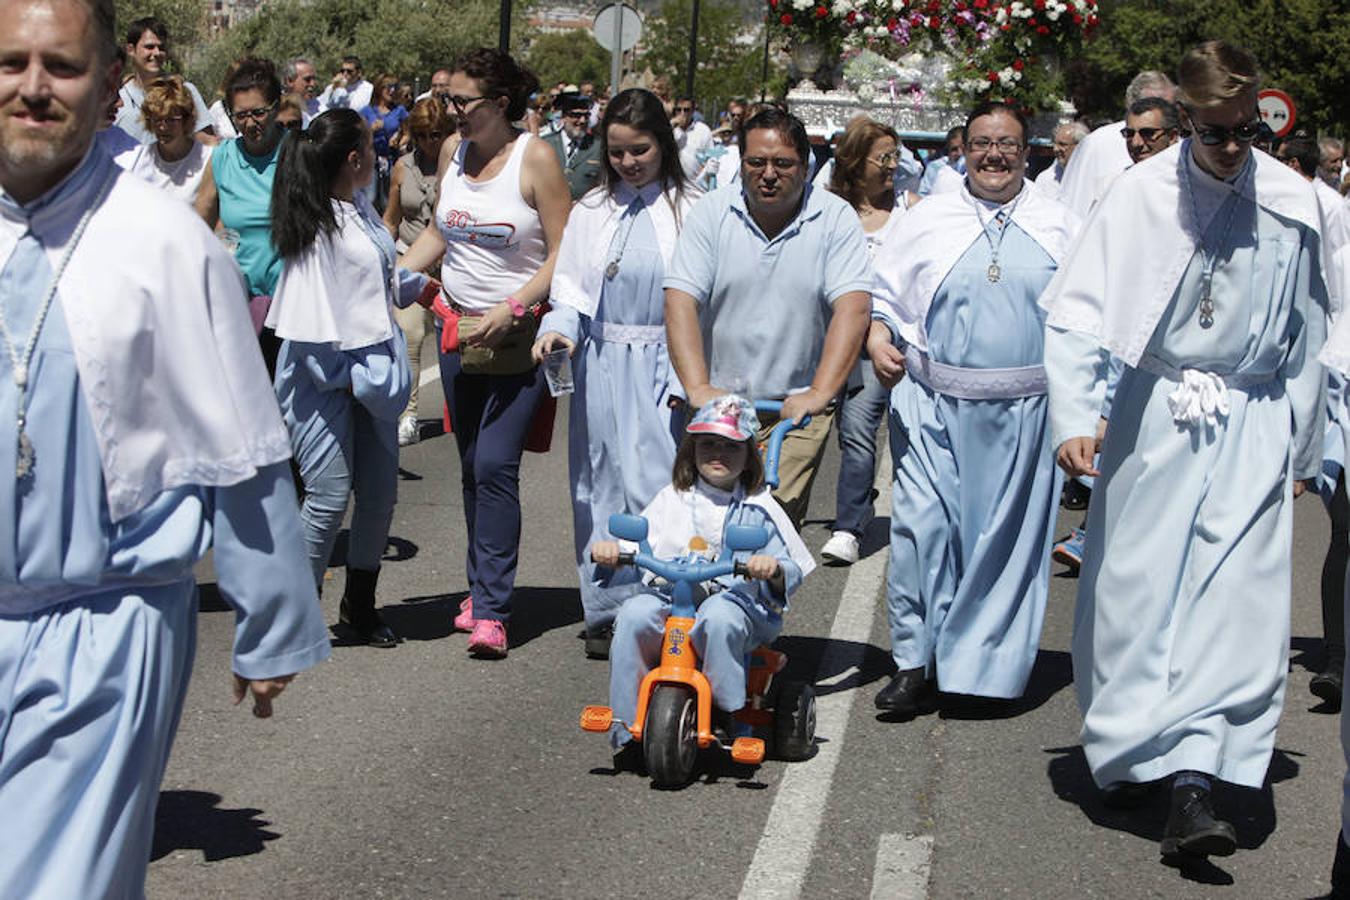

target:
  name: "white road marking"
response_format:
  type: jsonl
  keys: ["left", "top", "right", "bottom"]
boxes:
{"left": 738, "top": 464, "right": 898, "bottom": 899}
{"left": 870, "top": 834, "right": 933, "bottom": 900}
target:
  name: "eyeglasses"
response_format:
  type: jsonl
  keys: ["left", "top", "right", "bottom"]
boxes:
{"left": 148, "top": 115, "right": 184, "bottom": 128}
{"left": 230, "top": 103, "right": 276, "bottom": 123}
{"left": 675, "top": 105, "right": 694, "bottom": 113}
{"left": 1187, "top": 117, "right": 1262, "bottom": 146}
{"left": 384, "top": 83, "right": 400, "bottom": 91}
{"left": 563, "top": 109, "right": 589, "bottom": 118}
{"left": 1120, "top": 127, "right": 1171, "bottom": 142}
{"left": 449, "top": 95, "right": 489, "bottom": 111}
{"left": 340, "top": 67, "right": 358, "bottom": 76}
{"left": 869, "top": 151, "right": 900, "bottom": 167}
{"left": 743, "top": 156, "right": 800, "bottom": 171}
{"left": 966, "top": 137, "right": 1022, "bottom": 154}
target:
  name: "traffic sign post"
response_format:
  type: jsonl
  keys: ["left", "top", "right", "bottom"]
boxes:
{"left": 593, "top": 4, "right": 642, "bottom": 93}
{"left": 1258, "top": 88, "right": 1297, "bottom": 138}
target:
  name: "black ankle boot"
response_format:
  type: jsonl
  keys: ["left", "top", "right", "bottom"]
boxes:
{"left": 339, "top": 567, "right": 400, "bottom": 648}
{"left": 1161, "top": 779, "right": 1236, "bottom": 858}
{"left": 1332, "top": 831, "right": 1350, "bottom": 899}
{"left": 1312, "top": 650, "right": 1345, "bottom": 711}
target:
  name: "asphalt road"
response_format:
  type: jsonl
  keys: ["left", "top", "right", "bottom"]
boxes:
{"left": 147, "top": 373, "right": 1345, "bottom": 899}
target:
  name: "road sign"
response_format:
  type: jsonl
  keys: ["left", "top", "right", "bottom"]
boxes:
{"left": 1258, "top": 88, "right": 1296, "bottom": 138}
{"left": 593, "top": 3, "right": 642, "bottom": 53}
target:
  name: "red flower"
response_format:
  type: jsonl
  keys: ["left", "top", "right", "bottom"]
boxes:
{"left": 1033, "top": 0, "right": 1045, "bottom": 8}
{"left": 847, "top": 10, "right": 857, "bottom": 22}
{"left": 975, "top": 0, "right": 989, "bottom": 7}
{"left": 780, "top": 12, "right": 793, "bottom": 24}
{"left": 1012, "top": 58, "right": 1024, "bottom": 70}
{"left": 987, "top": 71, "right": 1001, "bottom": 82}
{"left": 769, "top": 0, "right": 778, "bottom": 7}
{"left": 1036, "top": 23, "right": 1050, "bottom": 33}
{"left": 1088, "top": 14, "right": 1099, "bottom": 24}
{"left": 815, "top": 5, "right": 828, "bottom": 16}
{"left": 926, "top": 0, "right": 940, "bottom": 11}
{"left": 1028, "top": 16, "right": 1038, "bottom": 25}
{"left": 887, "top": 15, "right": 899, "bottom": 26}
{"left": 1072, "top": 12, "right": 1082, "bottom": 23}
{"left": 999, "top": 22, "right": 1011, "bottom": 30}
{"left": 929, "top": 14, "right": 941, "bottom": 27}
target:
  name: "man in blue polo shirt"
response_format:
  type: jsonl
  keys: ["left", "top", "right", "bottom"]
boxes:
{"left": 665, "top": 108, "right": 872, "bottom": 528}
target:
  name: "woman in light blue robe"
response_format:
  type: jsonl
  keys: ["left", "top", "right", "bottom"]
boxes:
{"left": 884, "top": 222, "right": 1062, "bottom": 699}
{"left": 1044, "top": 154, "right": 1327, "bottom": 791}
{"left": 536, "top": 89, "right": 696, "bottom": 655}
{"left": 0, "top": 154, "right": 329, "bottom": 900}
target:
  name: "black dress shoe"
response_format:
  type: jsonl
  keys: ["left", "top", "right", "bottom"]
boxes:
{"left": 1061, "top": 479, "right": 1091, "bottom": 510}
{"left": 1160, "top": 785, "right": 1236, "bottom": 858}
{"left": 1312, "top": 665, "right": 1344, "bottom": 711}
{"left": 874, "top": 667, "right": 935, "bottom": 715}
{"left": 1101, "top": 780, "right": 1154, "bottom": 809}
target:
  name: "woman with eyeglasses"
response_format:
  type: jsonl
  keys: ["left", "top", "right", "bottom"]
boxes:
{"left": 360, "top": 74, "right": 410, "bottom": 210}
{"left": 818, "top": 117, "right": 918, "bottom": 568}
{"left": 529, "top": 88, "right": 698, "bottom": 659}
{"left": 399, "top": 49, "right": 571, "bottom": 658}
{"left": 266, "top": 109, "right": 430, "bottom": 648}
{"left": 384, "top": 98, "right": 455, "bottom": 446}
{"left": 121, "top": 75, "right": 213, "bottom": 203}
{"left": 195, "top": 56, "right": 292, "bottom": 374}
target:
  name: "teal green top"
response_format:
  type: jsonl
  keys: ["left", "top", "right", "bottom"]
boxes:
{"left": 213, "top": 137, "right": 282, "bottom": 297}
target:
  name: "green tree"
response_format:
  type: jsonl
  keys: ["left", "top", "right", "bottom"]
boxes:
{"left": 1067, "top": 0, "right": 1350, "bottom": 134}
{"left": 186, "top": 0, "right": 526, "bottom": 102}
{"left": 525, "top": 30, "right": 614, "bottom": 90}
{"left": 641, "top": 0, "right": 785, "bottom": 113}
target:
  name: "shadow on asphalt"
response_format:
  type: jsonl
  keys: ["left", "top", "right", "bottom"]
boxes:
{"left": 196, "top": 583, "right": 230, "bottom": 613}
{"left": 151, "top": 790, "right": 280, "bottom": 862}
{"left": 770, "top": 635, "right": 892, "bottom": 697}
{"left": 382, "top": 586, "right": 582, "bottom": 648}
{"left": 1045, "top": 745, "right": 1302, "bottom": 885}
{"left": 938, "top": 649, "right": 1075, "bottom": 720}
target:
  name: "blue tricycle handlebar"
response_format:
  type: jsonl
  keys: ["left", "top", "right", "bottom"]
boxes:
{"left": 754, "top": 400, "right": 809, "bottom": 490}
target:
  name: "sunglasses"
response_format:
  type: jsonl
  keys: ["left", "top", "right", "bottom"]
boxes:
{"left": 743, "top": 156, "right": 800, "bottom": 171}
{"left": 1187, "top": 117, "right": 1263, "bottom": 146}
{"left": 1120, "top": 127, "right": 1171, "bottom": 142}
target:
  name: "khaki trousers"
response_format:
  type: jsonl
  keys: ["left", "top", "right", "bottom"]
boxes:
{"left": 756, "top": 406, "right": 835, "bottom": 530}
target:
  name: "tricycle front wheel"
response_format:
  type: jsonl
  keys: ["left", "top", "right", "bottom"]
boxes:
{"left": 644, "top": 684, "right": 699, "bottom": 786}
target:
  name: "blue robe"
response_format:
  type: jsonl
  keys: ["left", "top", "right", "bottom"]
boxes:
{"left": 0, "top": 278, "right": 328, "bottom": 897}
{"left": 540, "top": 206, "right": 683, "bottom": 630}
{"left": 1045, "top": 192, "right": 1326, "bottom": 789}
{"left": 886, "top": 223, "right": 1061, "bottom": 698}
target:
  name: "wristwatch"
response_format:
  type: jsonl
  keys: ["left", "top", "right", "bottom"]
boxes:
{"left": 505, "top": 296, "right": 527, "bottom": 319}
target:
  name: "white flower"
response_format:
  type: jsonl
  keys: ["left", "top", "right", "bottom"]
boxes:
{"left": 792, "top": 0, "right": 812, "bottom": 10}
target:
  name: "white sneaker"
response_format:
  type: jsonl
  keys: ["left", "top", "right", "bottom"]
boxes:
{"left": 397, "top": 415, "right": 419, "bottom": 447}
{"left": 821, "top": 530, "right": 860, "bottom": 566}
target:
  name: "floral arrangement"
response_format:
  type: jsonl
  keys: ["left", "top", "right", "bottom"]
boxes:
{"left": 769, "top": 0, "right": 1100, "bottom": 110}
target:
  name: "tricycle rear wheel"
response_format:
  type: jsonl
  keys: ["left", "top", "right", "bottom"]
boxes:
{"left": 644, "top": 684, "right": 699, "bottom": 786}
{"left": 772, "top": 680, "right": 817, "bottom": 761}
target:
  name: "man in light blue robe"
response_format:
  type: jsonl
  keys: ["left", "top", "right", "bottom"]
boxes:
{"left": 0, "top": 1, "right": 329, "bottom": 895}
{"left": 1042, "top": 41, "right": 1327, "bottom": 860}
{"left": 867, "top": 102, "right": 1079, "bottom": 714}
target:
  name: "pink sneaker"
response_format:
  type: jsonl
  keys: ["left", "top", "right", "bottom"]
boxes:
{"left": 467, "top": 619, "right": 508, "bottom": 658}
{"left": 453, "top": 596, "right": 474, "bottom": 632}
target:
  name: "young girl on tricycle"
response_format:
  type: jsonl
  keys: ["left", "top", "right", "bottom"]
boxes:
{"left": 585, "top": 394, "right": 817, "bottom": 783}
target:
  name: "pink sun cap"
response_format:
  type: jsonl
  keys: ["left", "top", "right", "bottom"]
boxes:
{"left": 686, "top": 394, "right": 758, "bottom": 442}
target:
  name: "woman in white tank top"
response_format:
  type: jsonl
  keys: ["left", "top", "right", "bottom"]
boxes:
{"left": 400, "top": 49, "right": 572, "bottom": 659}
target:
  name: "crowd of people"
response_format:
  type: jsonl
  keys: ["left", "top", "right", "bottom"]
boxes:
{"left": 4, "top": 0, "right": 1350, "bottom": 894}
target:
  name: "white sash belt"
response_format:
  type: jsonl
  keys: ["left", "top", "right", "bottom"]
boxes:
{"left": 587, "top": 321, "right": 667, "bottom": 345}
{"left": 904, "top": 346, "right": 1047, "bottom": 400}
{"left": 1134, "top": 354, "right": 1274, "bottom": 429}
